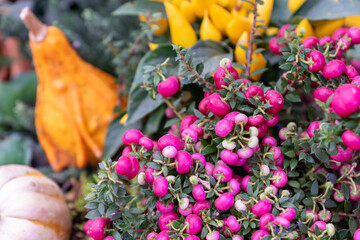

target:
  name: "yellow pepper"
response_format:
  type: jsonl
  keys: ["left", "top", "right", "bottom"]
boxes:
{"left": 217, "top": 0, "right": 236, "bottom": 9}
{"left": 209, "top": 4, "right": 232, "bottom": 35}
{"left": 138, "top": 15, "right": 168, "bottom": 36}
{"left": 180, "top": 1, "right": 197, "bottom": 23}
{"left": 314, "top": 18, "right": 345, "bottom": 38}
{"left": 235, "top": 31, "right": 250, "bottom": 64}
{"left": 344, "top": 15, "right": 360, "bottom": 28}
{"left": 241, "top": 0, "right": 255, "bottom": 13}
{"left": 164, "top": 1, "right": 198, "bottom": 48}
{"left": 148, "top": 42, "right": 159, "bottom": 50}
{"left": 191, "top": 0, "right": 217, "bottom": 18}
{"left": 226, "top": 14, "right": 252, "bottom": 44}
{"left": 288, "top": 0, "right": 306, "bottom": 13}
{"left": 200, "top": 11, "right": 222, "bottom": 42}
{"left": 266, "top": 27, "right": 279, "bottom": 36}
{"left": 250, "top": 52, "right": 266, "bottom": 82}
{"left": 296, "top": 19, "right": 315, "bottom": 40}
{"left": 257, "top": 0, "right": 274, "bottom": 34}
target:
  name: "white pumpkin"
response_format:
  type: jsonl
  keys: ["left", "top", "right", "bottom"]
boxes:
{"left": 0, "top": 164, "right": 71, "bottom": 240}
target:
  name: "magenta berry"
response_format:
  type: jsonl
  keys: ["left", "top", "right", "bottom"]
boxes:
{"left": 270, "top": 146, "right": 282, "bottom": 161}
{"left": 338, "top": 38, "right": 350, "bottom": 50}
{"left": 214, "top": 61, "right": 239, "bottom": 89}
{"left": 181, "top": 128, "right": 198, "bottom": 143}
{"left": 224, "top": 111, "right": 241, "bottom": 124}
{"left": 306, "top": 50, "right": 325, "bottom": 72}
{"left": 227, "top": 215, "right": 241, "bottom": 232}
{"left": 145, "top": 167, "right": 155, "bottom": 184}
{"left": 157, "top": 231, "right": 170, "bottom": 240}
{"left": 319, "top": 36, "right": 335, "bottom": 47}
{"left": 349, "top": 27, "right": 360, "bottom": 44}
{"left": 308, "top": 121, "right": 320, "bottom": 138}
{"left": 206, "top": 231, "right": 220, "bottom": 240}
{"left": 179, "top": 203, "right": 193, "bottom": 216}
{"left": 115, "top": 156, "right": 131, "bottom": 175}
{"left": 228, "top": 178, "right": 241, "bottom": 195}
{"left": 199, "top": 96, "right": 210, "bottom": 115}
{"left": 279, "top": 24, "right": 290, "bottom": 38}
{"left": 265, "top": 89, "right": 284, "bottom": 114}
{"left": 333, "top": 28, "right": 349, "bottom": 40}
{"left": 122, "top": 129, "right": 143, "bottom": 145}
{"left": 330, "top": 147, "right": 352, "bottom": 162}
{"left": 274, "top": 216, "right": 290, "bottom": 228}
{"left": 184, "top": 236, "right": 200, "bottom": 240}
{"left": 314, "top": 87, "right": 334, "bottom": 103}
{"left": 245, "top": 85, "right": 265, "bottom": 104}
{"left": 192, "top": 153, "right": 206, "bottom": 165}
{"left": 165, "top": 107, "right": 175, "bottom": 118}
{"left": 271, "top": 170, "right": 288, "bottom": 188}
{"left": 342, "top": 130, "right": 360, "bottom": 151}
{"left": 280, "top": 208, "right": 296, "bottom": 222}
{"left": 153, "top": 176, "right": 168, "bottom": 197}
{"left": 261, "top": 136, "right": 277, "bottom": 146}
{"left": 318, "top": 209, "right": 332, "bottom": 222}
{"left": 193, "top": 200, "right": 211, "bottom": 215}
{"left": 156, "top": 201, "right": 174, "bottom": 213}
{"left": 84, "top": 217, "right": 108, "bottom": 240}
{"left": 158, "top": 212, "right": 179, "bottom": 231}
{"left": 185, "top": 214, "right": 203, "bottom": 235}
{"left": 251, "top": 230, "right": 270, "bottom": 240}
{"left": 240, "top": 175, "right": 251, "bottom": 192}
{"left": 192, "top": 184, "right": 206, "bottom": 201}
{"left": 354, "top": 229, "right": 360, "bottom": 240}
{"left": 146, "top": 232, "right": 158, "bottom": 240}
{"left": 345, "top": 65, "right": 358, "bottom": 79}
{"left": 311, "top": 221, "right": 327, "bottom": 231}
{"left": 259, "top": 213, "right": 275, "bottom": 231}
{"left": 237, "top": 148, "right": 253, "bottom": 159}
{"left": 205, "top": 162, "right": 214, "bottom": 175}
{"left": 124, "top": 155, "right": 140, "bottom": 180}
{"left": 302, "top": 36, "right": 319, "bottom": 49}
{"left": 158, "top": 134, "right": 183, "bottom": 151}
{"left": 175, "top": 150, "right": 193, "bottom": 174}
{"left": 180, "top": 115, "right": 198, "bottom": 133}
{"left": 220, "top": 149, "right": 239, "bottom": 165}
{"left": 264, "top": 114, "right": 279, "bottom": 127}
{"left": 322, "top": 60, "right": 346, "bottom": 79}
{"left": 157, "top": 76, "right": 181, "bottom": 97}
{"left": 252, "top": 199, "right": 272, "bottom": 217}
{"left": 248, "top": 115, "right": 264, "bottom": 126}
{"left": 269, "top": 37, "right": 283, "bottom": 55}
{"left": 235, "top": 113, "right": 248, "bottom": 125}
{"left": 162, "top": 146, "right": 178, "bottom": 158}
{"left": 215, "top": 119, "right": 234, "bottom": 137}
{"left": 331, "top": 84, "right": 360, "bottom": 117}
{"left": 139, "top": 137, "right": 153, "bottom": 150}
{"left": 207, "top": 93, "right": 231, "bottom": 116}
{"left": 213, "top": 164, "right": 233, "bottom": 182}
{"left": 104, "top": 237, "right": 115, "bottom": 240}
{"left": 214, "top": 192, "right": 234, "bottom": 211}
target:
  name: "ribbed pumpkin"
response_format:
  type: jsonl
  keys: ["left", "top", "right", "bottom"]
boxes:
{"left": 0, "top": 164, "right": 71, "bottom": 240}
{"left": 20, "top": 7, "right": 118, "bottom": 171}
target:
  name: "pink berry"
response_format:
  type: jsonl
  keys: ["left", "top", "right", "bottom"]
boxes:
{"left": 227, "top": 215, "right": 241, "bottom": 232}
{"left": 213, "top": 164, "right": 233, "bottom": 182}
{"left": 184, "top": 236, "right": 200, "bottom": 240}
{"left": 345, "top": 65, "right": 359, "bottom": 79}
{"left": 252, "top": 199, "right": 272, "bottom": 217}
{"left": 303, "top": 36, "right": 319, "bottom": 49}
{"left": 123, "top": 155, "right": 140, "bottom": 180}
{"left": 251, "top": 230, "right": 270, "bottom": 240}
{"left": 270, "top": 146, "right": 282, "bottom": 161}
{"left": 156, "top": 201, "right": 175, "bottom": 213}
{"left": 180, "top": 115, "right": 198, "bottom": 133}
{"left": 157, "top": 231, "right": 170, "bottom": 240}
{"left": 145, "top": 168, "right": 156, "bottom": 184}
{"left": 115, "top": 156, "right": 131, "bottom": 175}
{"left": 214, "top": 62, "right": 239, "bottom": 89}
{"left": 206, "top": 231, "right": 220, "bottom": 240}
{"left": 306, "top": 50, "right": 325, "bottom": 72}
{"left": 165, "top": 107, "right": 175, "bottom": 118}
{"left": 342, "top": 130, "right": 360, "bottom": 151}
{"left": 279, "top": 24, "right": 290, "bottom": 38}
{"left": 237, "top": 148, "right": 253, "bottom": 159}
{"left": 240, "top": 175, "right": 251, "bottom": 192}
{"left": 215, "top": 119, "right": 234, "bottom": 137}
{"left": 265, "top": 90, "right": 284, "bottom": 114}
{"left": 192, "top": 153, "right": 206, "bottom": 165}
{"left": 319, "top": 36, "right": 335, "bottom": 47}
{"left": 330, "top": 147, "right": 352, "bottom": 162}
{"left": 158, "top": 134, "right": 183, "bottom": 151}
{"left": 259, "top": 213, "right": 275, "bottom": 231}
{"left": 314, "top": 87, "right": 335, "bottom": 103}
{"left": 158, "top": 212, "right": 179, "bottom": 231}
{"left": 146, "top": 232, "right": 158, "bottom": 240}
{"left": 311, "top": 221, "right": 327, "bottom": 231}
{"left": 139, "top": 137, "right": 154, "bottom": 150}
{"left": 185, "top": 214, "right": 203, "bottom": 235}
{"left": 322, "top": 60, "right": 346, "bottom": 79}
{"left": 205, "top": 162, "right": 214, "bottom": 175}
{"left": 179, "top": 203, "right": 193, "bottom": 216}
{"left": 248, "top": 115, "right": 264, "bottom": 126}
{"left": 280, "top": 208, "right": 296, "bottom": 222}
{"left": 354, "top": 229, "right": 360, "bottom": 240}
{"left": 208, "top": 93, "right": 231, "bottom": 116}
{"left": 123, "top": 129, "right": 143, "bottom": 145}
{"left": 84, "top": 218, "right": 109, "bottom": 240}
{"left": 199, "top": 97, "right": 210, "bottom": 115}
{"left": 153, "top": 176, "right": 168, "bottom": 197}
{"left": 271, "top": 170, "right": 288, "bottom": 188}
{"left": 333, "top": 28, "right": 349, "bottom": 41}
{"left": 220, "top": 149, "right": 239, "bottom": 165}
{"left": 245, "top": 85, "right": 265, "bottom": 104}
{"left": 162, "top": 146, "right": 178, "bottom": 158}
{"left": 349, "top": 27, "right": 360, "bottom": 44}
{"left": 338, "top": 38, "right": 350, "bottom": 50}
{"left": 269, "top": 37, "right": 283, "bottom": 55}
{"left": 181, "top": 128, "right": 198, "bottom": 143}
{"left": 228, "top": 178, "right": 241, "bottom": 195}
{"left": 352, "top": 76, "right": 360, "bottom": 86}
{"left": 215, "top": 192, "right": 234, "bottom": 211}
{"left": 264, "top": 114, "right": 279, "bottom": 127}
{"left": 157, "top": 76, "right": 181, "bottom": 97}
{"left": 308, "top": 121, "right": 320, "bottom": 138}
{"left": 274, "top": 216, "right": 290, "bottom": 228}
{"left": 224, "top": 111, "right": 241, "bottom": 124}
{"left": 176, "top": 150, "right": 193, "bottom": 174}
{"left": 261, "top": 136, "right": 277, "bottom": 146}
{"left": 104, "top": 237, "right": 115, "bottom": 240}
{"left": 318, "top": 209, "right": 332, "bottom": 222}
{"left": 193, "top": 200, "right": 211, "bottom": 215}
{"left": 331, "top": 84, "right": 360, "bottom": 117}
{"left": 235, "top": 113, "right": 248, "bottom": 125}
{"left": 192, "top": 184, "right": 206, "bottom": 201}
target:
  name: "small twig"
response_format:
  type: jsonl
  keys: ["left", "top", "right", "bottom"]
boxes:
{"left": 175, "top": 48, "right": 214, "bottom": 90}
{"left": 163, "top": 98, "right": 184, "bottom": 120}
{"left": 245, "top": 2, "right": 258, "bottom": 78}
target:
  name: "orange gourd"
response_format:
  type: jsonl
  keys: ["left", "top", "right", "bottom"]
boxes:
{"left": 20, "top": 7, "right": 118, "bottom": 171}
{"left": 0, "top": 164, "right": 71, "bottom": 240}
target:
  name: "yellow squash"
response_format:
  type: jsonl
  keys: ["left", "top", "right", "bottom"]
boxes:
{"left": 200, "top": 11, "right": 222, "bottom": 41}
{"left": 314, "top": 18, "right": 345, "bottom": 38}
{"left": 257, "top": 0, "right": 274, "bottom": 34}
{"left": 344, "top": 15, "right": 360, "bottom": 28}
{"left": 164, "top": 1, "right": 198, "bottom": 48}
{"left": 209, "top": 4, "right": 232, "bottom": 35}
{"left": 226, "top": 14, "right": 252, "bottom": 44}
{"left": 191, "top": 0, "right": 217, "bottom": 18}
{"left": 250, "top": 52, "right": 266, "bottom": 82}
{"left": 288, "top": 0, "right": 306, "bottom": 13}
{"left": 180, "top": 1, "right": 197, "bottom": 23}
{"left": 235, "top": 31, "right": 251, "bottom": 64}
{"left": 20, "top": 7, "right": 118, "bottom": 171}
{"left": 296, "top": 19, "right": 315, "bottom": 40}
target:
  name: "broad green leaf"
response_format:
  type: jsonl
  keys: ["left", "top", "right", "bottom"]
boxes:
{"left": 113, "top": 0, "right": 165, "bottom": 17}
{"left": 295, "top": 0, "right": 360, "bottom": 20}
{"left": 126, "top": 44, "right": 177, "bottom": 125}
{"left": 0, "top": 133, "right": 34, "bottom": 166}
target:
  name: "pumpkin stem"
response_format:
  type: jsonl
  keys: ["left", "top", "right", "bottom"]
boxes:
{"left": 19, "top": 7, "right": 48, "bottom": 43}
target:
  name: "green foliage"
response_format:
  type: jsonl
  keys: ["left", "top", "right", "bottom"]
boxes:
{"left": 0, "top": 133, "right": 34, "bottom": 166}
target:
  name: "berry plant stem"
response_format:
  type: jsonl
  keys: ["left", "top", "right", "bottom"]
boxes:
{"left": 163, "top": 97, "right": 184, "bottom": 120}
